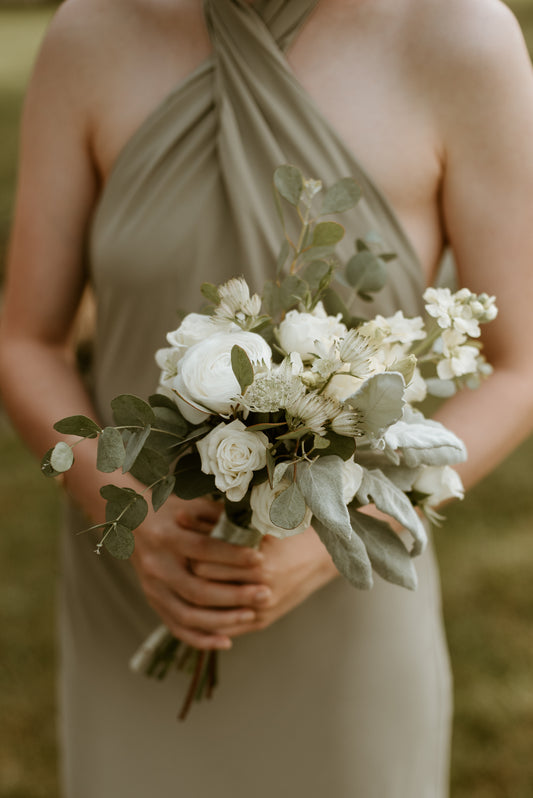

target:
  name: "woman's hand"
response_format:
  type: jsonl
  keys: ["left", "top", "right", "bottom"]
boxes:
{"left": 130, "top": 496, "right": 273, "bottom": 650}
{"left": 190, "top": 526, "right": 339, "bottom": 638}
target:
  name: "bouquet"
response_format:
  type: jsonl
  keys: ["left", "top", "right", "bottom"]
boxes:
{"left": 43, "top": 165, "right": 497, "bottom": 719}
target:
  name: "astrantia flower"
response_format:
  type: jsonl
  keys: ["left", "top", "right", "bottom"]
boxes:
{"left": 240, "top": 365, "right": 306, "bottom": 413}
{"left": 214, "top": 277, "right": 262, "bottom": 323}
{"left": 330, "top": 408, "right": 362, "bottom": 437}
{"left": 339, "top": 329, "right": 382, "bottom": 377}
{"left": 285, "top": 392, "right": 339, "bottom": 435}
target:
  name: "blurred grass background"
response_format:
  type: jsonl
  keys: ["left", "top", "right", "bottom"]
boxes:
{"left": 1, "top": 3, "right": 532, "bottom": 797}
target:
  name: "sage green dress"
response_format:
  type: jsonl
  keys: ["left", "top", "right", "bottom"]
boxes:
{"left": 60, "top": 1, "right": 452, "bottom": 795}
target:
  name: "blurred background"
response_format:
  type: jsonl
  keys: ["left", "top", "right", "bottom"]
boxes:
{"left": 1, "top": 2, "right": 532, "bottom": 797}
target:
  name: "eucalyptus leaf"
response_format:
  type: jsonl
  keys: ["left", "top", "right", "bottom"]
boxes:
{"left": 320, "top": 177, "right": 362, "bottom": 214}
{"left": 266, "top": 447, "right": 276, "bottom": 487}
{"left": 276, "top": 239, "right": 290, "bottom": 275}
{"left": 53, "top": 415, "right": 100, "bottom": 438}
{"left": 111, "top": 394, "right": 155, "bottom": 428}
{"left": 173, "top": 452, "right": 217, "bottom": 499}
{"left": 96, "top": 427, "right": 126, "bottom": 473}
{"left": 269, "top": 482, "right": 307, "bottom": 530}
{"left": 41, "top": 448, "right": 61, "bottom": 478}
{"left": 262, "top": 280, "right": 282, "bottom": 318}
{"left": 128, "top": 447, "right": 170, "bottom": 486}
{"left": 347, "top": 372, "right": 405, "bottom": 436}
{"left": 321, "top": 287, "right": 352, "bottom": 325}
{"left": 345, "top": 252, "right": 387, "bottom": 294}
{"left": 303, "top": 260, "right": 330, "bottom": 292}
{"left": 312, "top": 221, "right": 344, "bottom": 247}
{"left": 273, "top": 164, "right": 303, "bottom": 206}
{"left": 200, "top": 282, "right": 221, "bottom": 305}
{"left": 152, "top": 475, "right": 176, "bottom": 512}
{"left": 296, "top": 457, "right": 352, "bottom": 540}
{"left": 280, "top": 275, "right": 307, "bottom": 310}
{"left": 149, "top": 393, "right": 183, "bottom": 411}
{"left": 49, "top": 442, "right": 74, "bottom": 473}
{"left": 349, "top": 508, "right": 418, "bottom": 590}
{"left": 231, "top": 345, "right": 254, "bottom": 394}
{"left": 100, "top": 485, "right": 149, "bottom": 530}
{"left": 317, "top": 431, "right": 355, "bottom": 461}
{"left": 151, "top": 405, "right": 189, "bottom": 438}
{"left": 355, "top": 468, "right": 427, "bottom": 556}
{"left": 123, "top": 426, "right": 151, "bottom": 473}
{"left": 299, "top": 245, "right": 336, "bottom": 262}
{"left": 103, "top": 523, "right": 135, "bottom": 560}
{"left": 313, "top": 517, "right": 373, "bottom": 589}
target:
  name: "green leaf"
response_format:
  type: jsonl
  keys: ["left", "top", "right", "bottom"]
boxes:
{"left": 312, "top": 434, "right": 330, "bottom": 450}
{"left": 173, "top": 452, "right": 217, "bottom": 500}
{"left": 276, "top": 239, "right": 290, "bottom": 275}
{"left": 111, "top": 394, "right": 155, "bottom": 428}
{"left": 231, "top": 345, "right": 254, "bottom": 394}
{"left": 269, "top": 482, "right": 307, "bottom": 530}
{"left": 261, "top": 280, "right": 282, "bottom": 318}
{"left": 355, "top": 468, "right": 427, "bottom": 556}
{"left": 103, "top": 523, "right": 135, "bottom": 560}
{"left": 273, "top": 164, "right": 303, "bottom": 206}
{"left": 321, "top": 286, "right": 352, "bottom": 325}
{"left": 312, "top": 221, "right": 344, "bottom": 247}
{"left": 299, "top": 245, "right": 336, "bottom": 263}
{"left": 349, "top": 508, "right": 417, "bottom": 590}
{"left": 96, "top": 427, "right": 126, "bottom": 473}
{"left": 312, "top": 517, "right": 373, "bottom": 589}
{"left": 100, "top": 485, "right": 149, "bottom": 530}
{"left": 53, "top": 415, "right": 100, "bottom": 438}
{"left": 152, "top": 475, "right": 176, "bottom": 512}
{"left": 318, "top": 431, "right": 355, "bottom": 461}
{"left": 200, "top": 282, "right": 221, "bottom": 305}
{"left": 280, "top": 274, "right": 308, "bottom": 310}
{"left": 303, "top": 260, "right": 330, "bottom": 293}
{"left": 346, "top": 372, "right": 405, "bottom": 436}
{"left": 320, "top": 177, "right": 362, "bottom": 214}
{"left": 41, "top": 448, "right": 61, "bottom": 478}
{"left": 266, "top": 447, "right": 276, "bottom": 487}
{"left": 345, "top": 252, "right": 388, "bottom": 294}
{"left": 49, "top": 441, "right": 74, "bottom": 473}
{"left": 151, "top": 405, "right": 189, "bottom": 438}
{"left": 128, "top": 447, "right": 170, "bottom": 486}
{"left": 123, "top": 426, "right": 151, "bottom": 473}
{"left": 296, "top": 457, "right": 352, "bottom": 540}
{"left": 148, "top": 393, "right": 182, "bottom": 411}
{"left": 276, "top": 427, "right": 313, "bottom": 441}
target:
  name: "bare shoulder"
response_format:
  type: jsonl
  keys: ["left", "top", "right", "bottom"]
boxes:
{"left": 405, "top": 0, "right": 531, "bottom": 96}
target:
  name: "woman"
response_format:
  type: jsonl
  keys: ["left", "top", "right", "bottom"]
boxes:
{"left": 2, "top": 1, "right": 533, "bottom": 796}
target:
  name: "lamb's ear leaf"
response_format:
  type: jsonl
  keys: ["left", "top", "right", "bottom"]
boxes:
{"left": 296, "top": 456, "right": 352, "bottom": 541}
{"left": 312, "top": 517, "right": 373, "bottom": 590}
{"left": 349, "top": 508, "right": 418, "bottom": 590}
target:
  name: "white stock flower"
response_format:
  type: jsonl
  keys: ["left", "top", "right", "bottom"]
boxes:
{"left": 424, "top": 286, "right": 498, "bottom": 338}
{"left": 413, "top": 465, "right": 464, "bottom": 511}
{"left": 277, "top": 301, "right": 347, "bottom": 362}
{"left": 423, "top": 287, "right": 457, "bottom": 330}
{"left": 363, "top": 311, "right": 426, "bottom": 345}
{"left": 250, "top": 479, "right": 313, "bottom": 539}
{"left": 171, "top": 330, "right": 272, "bottom": 422}
{"left": 196, "top": 419, "right": 269, "bottom": 502}
{"left": 436, "top": 329, "right": 479, "bottom": 380}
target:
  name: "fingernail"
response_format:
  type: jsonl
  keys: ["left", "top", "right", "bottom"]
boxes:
{"left": 239, "top": 611, "right": 255, "bottom": 623}
{"left": 248, "top": 551, "right": 264, "bottom": 565}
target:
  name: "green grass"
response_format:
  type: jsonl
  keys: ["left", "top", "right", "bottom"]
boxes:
{"left": 1, "top": 4, "right": 533, "bottom": 797}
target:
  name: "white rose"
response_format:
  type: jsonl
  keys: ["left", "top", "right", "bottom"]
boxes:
{"left": 196, "top": 419, "right": 269, "bottom": 502}
{"left": 167, "top": 313, "right": 237, "bottom": 353}
{"left": 413, "top": 465, "right": 464, "bottom": 508}
{"left": 171, "top": 330, "right": 272, "bottom": 423}
{"left": 342, "top": 459, "right": 364, "bottom": 504}
{"left": 250, "top": 479, "right": 313, "bottom": 539}
{"left": 277, "top": 302, "right": 347, "bottom": 362}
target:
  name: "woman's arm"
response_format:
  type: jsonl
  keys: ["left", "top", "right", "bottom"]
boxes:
{"left": 0, "top": 7, "right": 270, "bottom": 651}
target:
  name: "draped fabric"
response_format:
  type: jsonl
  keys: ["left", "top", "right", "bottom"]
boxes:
{"left": 60, "top": 2, "right": 451, "bottom": 796}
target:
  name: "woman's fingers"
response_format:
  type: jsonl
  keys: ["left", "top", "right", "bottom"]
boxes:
{"left": 190, "top": 560, "right": 266, "bottom": 584}
{"left": 177, "top": 568, "right": 271, "bottom": 609}
{"left": 177, "top": 526, "right": 263, "bottom": 569}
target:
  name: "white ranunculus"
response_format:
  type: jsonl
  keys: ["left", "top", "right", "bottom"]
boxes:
{"left": 342, "top": 459, "right": 364, "bottom": 504}
{"left": 277, "top": 301, "right": 347, "bottom": 362}
{"left": 196, "top": 419, "right": 269, "bottom": 502}
{"left": 324, "top": 372, "right": 364, "bottom": 401}
{"left": 166, "top": 313, "right": 237, "bottom": 353}
{"left": 250, "top": 479, "right": 313, "bottom": 539}
{"left": 171, "top": 330, "right": 272, "bottom": 422}
{"left": 413, "top": 465, "right": 464, "bottom": 508}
